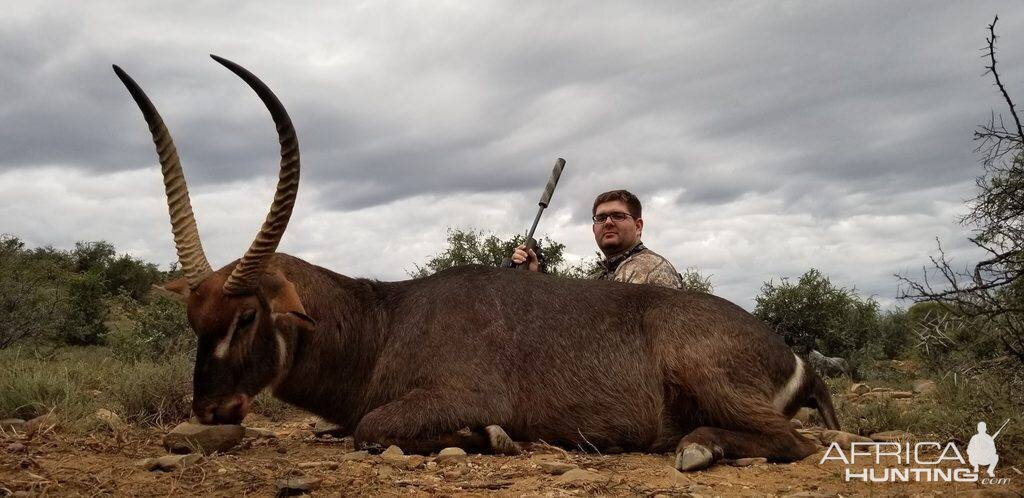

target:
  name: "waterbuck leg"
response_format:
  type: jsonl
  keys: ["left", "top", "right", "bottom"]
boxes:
{"left": 675, "top": 425, "right": 817, "bottom": 471}
{"left": 667, "top": 371, "right": 817, "bottom": 471}
{"left": 353, "top": 388, "right": 517, "bottom": 455}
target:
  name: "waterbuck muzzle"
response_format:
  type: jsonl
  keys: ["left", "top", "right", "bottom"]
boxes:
{"left": 114, "top": 55, "right": 312, "bottom": 424}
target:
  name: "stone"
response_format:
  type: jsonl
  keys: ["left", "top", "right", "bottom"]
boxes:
{"left": 381, "top": 445, "right": 404, "bottom": 457}
{"left": 556, "top": 468, "right": 605, "bottom": 485}
{"left": 537, "top": 460, "right": 578, "bottom": 475}
{"left": 912, "top": 379, "right": 937, "bottom": 394}
{"left": 26, "top": 413, "right": 56, "bottom": 435}
{"left": 141, "top": 453, "right": 202, "bottom": 471}
{"left": 340, "top": 450, "right": 369, "bottom": 461}
{"left": 785, "top": 492, "right": 836, "bottom": 498}
{"left": 163, "top": 422, "right": 244, "bottom": 454}
{"left": 435, "top": 447, "right": 467, "bottom": 465}
{"left": 869, "top": 430, "right": 914, "bottom": 443}
{"left": 793, "top": 407, "right": 814, "bottom": 426}
{"left": 728, "top": 457, "right": 768, "bottom": 467}
{"left": 849, "top": 383, "right": 870, "bottom": 395}
{"left": 442, "top": 467, "right": 464, "bottom": 479}
{"left": 0, "top": 418, "right": 26, "bottom": 433}
{"left": 381, "top": 451, "right": 410, "bottom": 466}
{"left": 656, "top": 467, "right": 690, "bottom": 488}
{"left": 310, "top": 419, "right": 345, "bottom": 438}
{"left": 136, "top": 458, "right": 158, "bottom": 470}
{"left": 6, "top": 442, "right": 26, "bottom": 452}
{"left": 818, "top": 430, "right": 872, "bottom": 449}
{"left": 405, "top": 455, "right": 426, "bottom": 469}
{"left": 276, "top": 477, "right": 321, "bottom": 495}
{"left": 94, "top": 409, "right": 124, "bottom": 431}
{"left": 870, "top": 387, "right": 893, "bottom": 393}
{"left": 245, "top": 427, "right": 278, "bottom": 439}
{"left": 298, "top": 461, "right": 340, "bottom": 470}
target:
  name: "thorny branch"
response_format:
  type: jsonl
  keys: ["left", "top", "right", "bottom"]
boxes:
{"left": 898, "top": 15, "right": 1024, "bottom": 364}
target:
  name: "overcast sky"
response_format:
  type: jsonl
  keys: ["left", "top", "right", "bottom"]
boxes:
{"left": 3, "top": 1, "right": 1024, "bottom": 309}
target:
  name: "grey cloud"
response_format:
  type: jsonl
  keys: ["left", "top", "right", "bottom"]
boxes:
{"left": 3, "top": 1, "right": 1024, "bottom": 310}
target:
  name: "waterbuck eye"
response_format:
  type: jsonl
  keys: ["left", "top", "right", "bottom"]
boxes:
{"left": 238, "top": 309, "right": 257, "bottom": 330}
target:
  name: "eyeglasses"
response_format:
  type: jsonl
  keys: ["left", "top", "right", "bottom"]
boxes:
{"left": 592, "top": 212, "right": 634, "bottom": 224}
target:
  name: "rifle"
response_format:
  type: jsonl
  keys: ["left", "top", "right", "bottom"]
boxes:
{"left": 993, "top": 418, "right": 1010, "bottom": 439}
{"left": 502, "top": 158, "right": 566, "bottom": 269}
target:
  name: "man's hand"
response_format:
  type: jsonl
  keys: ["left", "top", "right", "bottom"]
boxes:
{"left": 510, "top": 244, "right": 541, "bottom": 272}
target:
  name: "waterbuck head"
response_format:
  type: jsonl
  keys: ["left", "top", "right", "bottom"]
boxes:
{"left": 114, "top": 56, "right": 315, "bottom": 424}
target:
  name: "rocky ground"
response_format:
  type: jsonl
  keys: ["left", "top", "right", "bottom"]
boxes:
{"left": 1, "top": 380, "right": 1022, "bottom": 497}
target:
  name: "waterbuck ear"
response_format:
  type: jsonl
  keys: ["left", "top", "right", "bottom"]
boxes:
{"left": 288, "top": 311, "right": 315, "bottom": 327}
{"left": 272, "top": 311, "right": 316, "bottom": 333}
{"left": 151, "top": 277, "right": 190, "bottom": 303}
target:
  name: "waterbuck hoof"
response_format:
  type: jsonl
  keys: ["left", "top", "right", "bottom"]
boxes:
{"left": 675, "top": 443, "right": 714, "bottom": 472}
{"left": 485, "top": 425, "right": 521, "bottom": 455}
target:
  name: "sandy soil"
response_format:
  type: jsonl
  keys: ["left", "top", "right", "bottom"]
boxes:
{"left": 2, "top": 414, "right": 1021, "bottom": 497}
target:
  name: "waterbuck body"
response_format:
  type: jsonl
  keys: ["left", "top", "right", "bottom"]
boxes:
{"left": 115, "top": 56, "right": 838, "bottom": 471}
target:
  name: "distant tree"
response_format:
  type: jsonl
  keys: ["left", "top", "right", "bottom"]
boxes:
{"left": 104, "top": 254, "right": 165, "bottom": 302}
{"left": 409, "top": 228, "right": 597, "bottom": 279}
{"left": 754, "top": 269, "right": 904, "bottom": 365}
{"left": 0, "top": 235, "right": 182, "bottom": 348}
{"left": 62, "top": 269, "right": 109, "bottom": 345}
{"left": 899, "top": 16, "right": 1024, "bottom": 364}
{"left": 679, "top": 267, "right": 714, "bottom": 294}
{"left": 72, "top": 241, "right": 115, "bottom": 273}
{"left": 0, "top": 235, "right": 64, "bottom": 348}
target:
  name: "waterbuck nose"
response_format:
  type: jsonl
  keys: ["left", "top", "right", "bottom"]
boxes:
{"left": 215, "top": 394, "right": 250, "bottom": 424}
{"left": 196, "top": 394, "right": 250, "bottom": 425}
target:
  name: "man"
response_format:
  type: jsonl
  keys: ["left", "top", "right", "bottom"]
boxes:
{"left": 510, "top": 189, "right": 684, "bottom": 289}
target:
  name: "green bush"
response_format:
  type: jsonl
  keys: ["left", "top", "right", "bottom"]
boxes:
{"left": 0, "top": 236, "right": 67, "bottom": 348}
{"left": 61, "top": 269, "right": 109, "bottom": 345}
{"left": 754, "top": 269, "right": 912, "bottom": 374}
{"left": 679, "top": 267, "right": 714, "bottom": 294}
{"left": 107, "top": 294, "right": 193, "bottom": 361}
{"left": 409, "top": 227, "right": 597, "bottom": 278}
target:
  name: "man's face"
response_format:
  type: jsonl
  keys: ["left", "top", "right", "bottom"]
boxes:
{"left": 592, "top": 200, "right": 643, "bottom": 256}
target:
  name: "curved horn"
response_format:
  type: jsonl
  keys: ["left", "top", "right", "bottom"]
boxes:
{"left": 210, "top": 55, "right": 301, "bottom": 295}
{"left": 113, "top": 65, "right": 214, "bottom": 290}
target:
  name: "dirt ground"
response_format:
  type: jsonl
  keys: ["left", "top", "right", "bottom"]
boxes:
{"left": 2, "top": 413, "right": 1022, "bottom": 497}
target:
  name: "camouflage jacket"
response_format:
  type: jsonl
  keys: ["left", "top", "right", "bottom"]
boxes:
{"left": 591, "top": 242, "right": 683, "bottom": 289}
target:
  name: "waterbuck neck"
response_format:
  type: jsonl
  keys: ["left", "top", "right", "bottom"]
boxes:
{"left": 266, "top": 254, "right": 390, "bottom": 428}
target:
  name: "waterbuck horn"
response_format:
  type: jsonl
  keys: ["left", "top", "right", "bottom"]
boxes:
{"left": 113, "top": 65, "right": 214, "bottom": 290}
{"left": 210, "top": 55, "right": 301, "bottom": 295}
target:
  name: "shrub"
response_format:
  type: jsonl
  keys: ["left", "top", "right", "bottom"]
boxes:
{"left": 61, "top": 270, "right": 109, "bottom": 345}
{"left": 0, "top": 235, "right": 66, "bottom": 348}
{"left": 755, "top": 269, "right": 912, "bottom": 375}
{"left": 410, "top": 227, "right": 597, "bottom": 278}
{"left": 107, "top": 294, "right": 192, "bottom": 361}
{"left": 679, "top": 267, "right": 714, "bottom": 294}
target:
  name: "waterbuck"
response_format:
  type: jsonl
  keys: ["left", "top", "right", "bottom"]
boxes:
{"left": 113, "top": 56, "right": 839, "bottom": 471}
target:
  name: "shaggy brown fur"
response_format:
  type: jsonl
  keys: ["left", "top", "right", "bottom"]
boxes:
{"left": 176, "top": 253, "right": 838, "bottom": 470}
